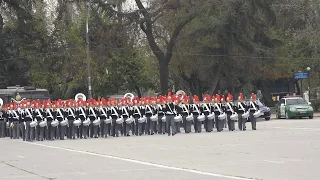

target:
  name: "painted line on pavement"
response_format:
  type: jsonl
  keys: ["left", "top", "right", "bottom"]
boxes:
{"left": 23, "top": 142, "right": 259, "bottom": 180}
{"left": 274, "top": 127, "right": 320, "bottom": 131}
{"left": 263, "top": 160, "right": 284, "bottom": 164}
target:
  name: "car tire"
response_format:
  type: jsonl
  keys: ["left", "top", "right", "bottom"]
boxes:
{"left": 285, "top": 112, "right": 289, "bottom": 119}
{"left": 265, "top": 117, "right": 270, "bottom": 121}
{"left": 309, "top": 116, "right": 313, "bottom": 119}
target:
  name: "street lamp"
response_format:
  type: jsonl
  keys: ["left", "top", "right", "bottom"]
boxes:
{"left": 86, "top": 0, "right": 92, "bottom": 99}
{"left": 306, "top": 67, "right": 311, "bottom": 101}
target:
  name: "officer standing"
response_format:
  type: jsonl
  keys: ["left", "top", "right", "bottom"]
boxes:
{"left": 0, "top": 104, "right": 5, "bottom": 138}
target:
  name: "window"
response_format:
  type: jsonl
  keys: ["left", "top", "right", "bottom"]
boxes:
{"left": 286, "top": 98, "right": 307, "bottom": 105}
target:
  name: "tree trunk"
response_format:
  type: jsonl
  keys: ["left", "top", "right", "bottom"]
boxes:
{"left": 134, "top": 85, "right": 142, "bottom": 98}
{"left": 159, "top": 59, "right": 169, "bottom": 95}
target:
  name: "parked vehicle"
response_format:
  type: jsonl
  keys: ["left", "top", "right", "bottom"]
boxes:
{"left": 275, "top": 97, "right": 313, "bottom": 119}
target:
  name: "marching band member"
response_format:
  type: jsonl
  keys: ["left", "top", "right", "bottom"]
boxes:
{"left": 181, "top": 95, "right": 192, "bottom": 133}
{"left": 220, "top": 95, "right": 227, "bottom": 129}
{"left": 150, "top": 98, "right": 158, "bottom": 135}
{"left": 213, "top": 95, "right": 223, "bottom": 132}
{"left": 249, "top": 93, "right": 259, "bottom": 130}
{"left": 56, "top": 100, "right": 66, "bottom": 139}
{"left": 45, "top": 100, "right": 55, "bottom": 140}
{"left": 164, "top": 93, "right": 176, "bottom": 136}
{"left": 192, "top": 95, "right": 201, "bottom": 133}
{"left": 237, "top": 93, "right": 248, "bottom": 131}
{"left": 132, "top": 97, "right": 140, "bottom": 136}
{"left": 76, "top": 99, "right": 87, "bottom": 138}
{"left": 98, "top": 98, "right": 106, "bottom": 138}
{"left": 139, "top": 98, "right": 147, "bottom": 135}
{"left": 8, "top": 103, "right": 18, "bottom": 139}
{"left": 202, "top": 94, "right": 213, "bottom": 132}
{"left": 92, "top": 100, "right": 101, "bottom": 138}
{"left": 226, "top": 94, "right": 236, "bottom": 131}
{"left": 126, "top": 99, "right": 135, "bottom": 136}
{"left": 34, "top": 101, "right": 45, "bottom": 141}
{"left": 110, "top": 98, "right": 121, "bottom": 137}
{"left": 31, "top": 101, "right": 40, "bottom": 141}
{"left": 0, "top": 104, "right": 5, "bottom": 138}
{"left": 156, "top": 96, "right": 166, "bottom": 134}
{"left": 145, "top": 97, "right": 153, "bottom": 135}
{"left": 121, "top": 98, "right": 130, "bottom": 136}
{"left": 24, "top": 101, "right": 35, "bottom": 141}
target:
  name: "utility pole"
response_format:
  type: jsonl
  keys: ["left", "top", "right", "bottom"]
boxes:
{"left": 86, "top": 0, "right": 92, "bottom": 99}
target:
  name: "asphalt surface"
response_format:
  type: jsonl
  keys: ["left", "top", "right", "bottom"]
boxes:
{"left": 1, "top": 117, "right": 320, "bottom": 180}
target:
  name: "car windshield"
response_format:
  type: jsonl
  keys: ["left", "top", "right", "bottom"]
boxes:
{"left": 286, "top": 98, "right": 308, "bottom": 105}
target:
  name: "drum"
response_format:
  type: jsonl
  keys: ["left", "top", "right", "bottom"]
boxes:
{"left": 30, "top": 121, "right": 38, "bottom": 128}
{"left": 104, "top": 118, "right": 112, "bottom": 124}
{"left": 242, "top": 111, "right": 249, "bottom": 119}
{"left": 83, "top": 119, "right": 91, "bottom": 126}
{"left": 253, "top": 110, "right": 262, "bottom": 118}
{"left": 230, "top": 113, "right": 238, "bottom": 121}
{"left": 60, "top": 119, "right": 68, "bottom": 126}
{"left": 51, "top": 120, "right": 59, "bottom": 127}
{"left": 73, "top": 119, "right": 81, "bottom": 126}
{"left": 125, "top": 117, "right": 134, "bottom": 124}
{"left": 197, "top": 114, "right": 206, "bottom": 122}
{"left": 150, "top": 114, "right": 158, "bottom": 121}
{"left": 207, "top": 113, "right": 215, "bottom": 120}
{"left": 186, "top": 114, "right": 194, "bottom": 121}
{"left": 161, "top": 116, "right": 166, "bottom": 122}
{"left": 173, "top": 115, "right": 182, "bottom": 122}
{"left": 116, "top": 117, "right": 124, "bottom": 124}
{"left": 138, "top": 116, "right": 146, "bottom": 123}
{"left": 93, "top": 119, "right": 101, "bottom": 126}
{"left": 39, "top": 120, "right": 47, "bottom": 127}
{"left": 218, "top": 113, "right": 226, "bottom": 121}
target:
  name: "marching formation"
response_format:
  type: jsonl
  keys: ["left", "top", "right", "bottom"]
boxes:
{"left": 0, "top": 92, "right": 261, "bottom": 142}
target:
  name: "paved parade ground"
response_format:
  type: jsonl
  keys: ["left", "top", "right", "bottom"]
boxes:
{"left": 1, "top": 116, "right": 320, "bottom": 180}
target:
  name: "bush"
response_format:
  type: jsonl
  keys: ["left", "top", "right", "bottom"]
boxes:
{"left": 311, "top": 99, "right": 320, "bottom": 112}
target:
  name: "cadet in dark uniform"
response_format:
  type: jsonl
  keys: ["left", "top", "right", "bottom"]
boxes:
{"left": 164, "top": 94, "right": 176, "bottom": 136}
{"left": 236, "top": 93, "right": 248, "bottom": 131}
{"left": 0, "top": 104, "right": 6, "bottom": 138}
{"left": 156, "top": 97, "right": 166, "bottom": 134}
{"left": 226, "top": 94, "right": 236, "bottom": 131}
{"left": 249, "top": 93, "right": 259, "bottom": 130}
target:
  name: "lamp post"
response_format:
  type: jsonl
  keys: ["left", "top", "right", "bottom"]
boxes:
{"left": 307, "top": 67, "right": 311, "bottom": 101}
{"left": 86, "top": 0, "right": 92, "bottom": 99}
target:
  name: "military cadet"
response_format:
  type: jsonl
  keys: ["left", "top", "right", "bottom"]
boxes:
{"left": 220, "top": 95, "right": 228, "bottom": 129}
{"left": 121, "top": 98, "right": 130, "bottom": 136}
{"left": 76, "top": 99, "right": 87, "bottom": 138}
{"left": 249, "top": 93, "right": 259, "bottom": 130}
{"left": 145, "top": 97, "right": 153, "bottom": 135}
{"left": 226, "top": 94, "right": 236, "bottom": 131}
{"left": 213, "top": 95, "right": 222, "bottom": 132}
{"left": 13, "top": 103, "right": 22, "bottom": 139}
{"left": 23, "top": 101, "right": 34, "bottom": 141}
{"left": 164, "top": 93, "right": 176, "bottom": 136}
{"left": 34, "top": 101, "right": 46, "bottom": 141}
{"left": 191, "top": 95, "right": 202, "bottom": 133}
{"left": 202, "top": 94, "right": 213, "bottom": 132}
{"left": 92, "top": 100, "right": 101, "bottom": 138}
{"left": 0, "top": 104, "right": 6, "bottom": 138}
{"left": 156, "top": 96, "right": 166, "bottom": 135}
{"left": 46, "top": 101, "right": 56, "bottom": 140}
{"left": 181, "top": 95, "right": 192, "bottom": 133}
{"left": 237, "top": 93, "right": 248, "bottom": 131}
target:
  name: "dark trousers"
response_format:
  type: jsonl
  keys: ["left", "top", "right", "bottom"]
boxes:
{"left": 227, "top": 113, "right": 235, "bottom": 131}
{"left": 111, "top": 119, "right": 119, "bottom": 137}
{"left": 59, "top": 125, "right": 67, "bottom": 139}
{"left": 103, "top": 122, "right": 111, "bottom": 137}
{"left": 183, "top": 116, "right": 192, "bottom": 133}
{"left": 157, "top": 116, "right": 166, "bottom": 134}
{"left": 0, "top": 121, "right": 5, "bottom": 137}
{"left": 215, "top": 114, "right": 223, "bottom": 132}
{"left": 25, "top": 121, "right": 33, "bottom": 141}
{"left": 83, "top": 125, "right": 89, "bottom": 138}
{"left": 166, "top": 115, "right": 176, "bottom": 135}
{"left": 175, "top": 121, "right": 181, "bottom": 133}
{"left": 93, "top": 123, "right": 100, "bottom": 138}
{"left": 39, "top": 125, "right": 46, "bottom": 141}
{"left": 204, "top": 115, "right": 214, "bottom": 132}
{"left": 238, "top": 113, "right": 246, "bottom": 131}
{"left": 12, "top": 121, "right": 20, "bottom": 139}
{"left": 193, "top": 115, "right": 201, "bottom": 133}
{"left": 249, "top": 113, "right": 257, "bottom": 130}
